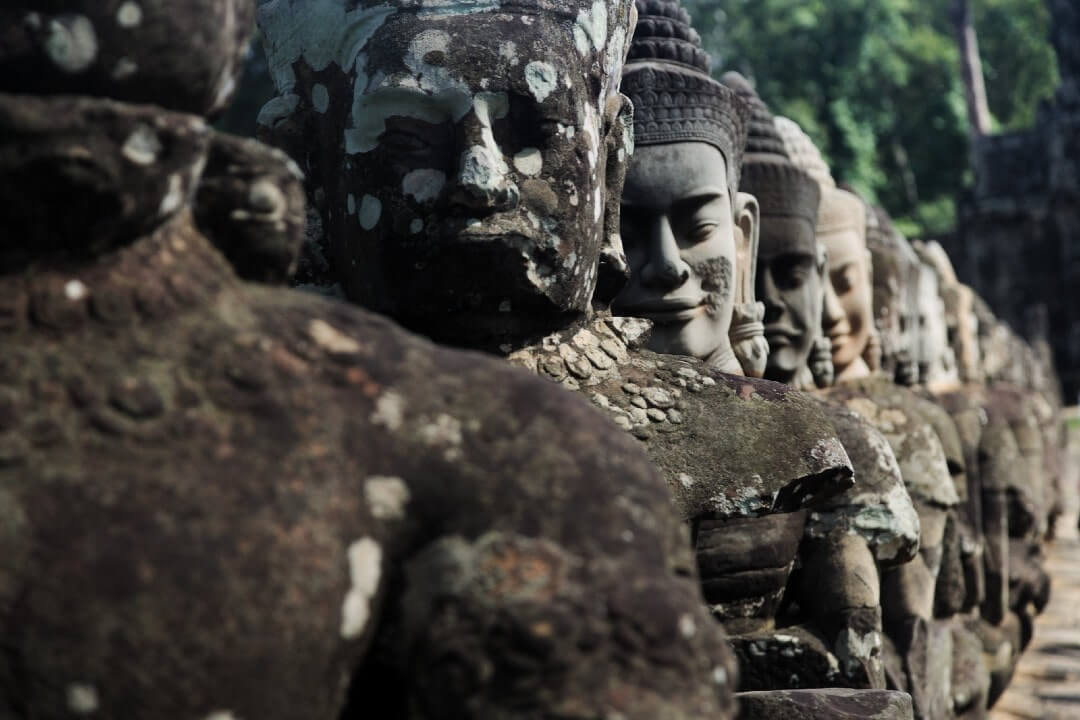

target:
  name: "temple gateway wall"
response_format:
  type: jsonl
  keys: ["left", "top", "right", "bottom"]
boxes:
{"left": 945, "top": 0, "right": 1080, "bottom": 401}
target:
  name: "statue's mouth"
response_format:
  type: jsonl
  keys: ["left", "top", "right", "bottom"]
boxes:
{"left": 623, "top": 297, "right": 706, "bottom": 324}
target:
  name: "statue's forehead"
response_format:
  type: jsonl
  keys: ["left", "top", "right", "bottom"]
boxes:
{"left": 820, "top": 229, "right": 865, "bottom": 266}
{"left": 758, "top": 217, "right": 817, "bottom": 259}
{"left": 259, "top": 0, "right": 625, "bottom": 92}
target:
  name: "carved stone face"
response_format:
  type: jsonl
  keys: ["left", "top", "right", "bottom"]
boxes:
{"left": 948, "top": 284, "right": 982, "bottom": 383}
{"left": 259, "top": 4, "right": 631, "bottom": 346}
{"left": 868, "top": 241, "right": 902, "bottom": 371}
{"left": 917, "top": 262, "right": 949, "bottom": 379}
{"left": 895, "top": 241, "right": 922, "bottom": 382}
{"left": 822, "top": 228, "right": 873, "bottom": 373}
{"left": 757, "top": 217, "right": 822, "bottom": 384}
{"left": 615, "top": 143, "right": 750, "bottom": 363}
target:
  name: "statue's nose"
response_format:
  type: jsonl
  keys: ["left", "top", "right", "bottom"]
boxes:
{"left": 640, "top": 216, "right": 691, "bottom": 290}
{"left": 448, "top": 107, "right": 519, "bottom": 214}
{"left": 450, "top": 145, "right": 519, "bottom": 212}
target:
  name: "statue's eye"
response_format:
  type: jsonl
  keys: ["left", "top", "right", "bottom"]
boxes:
{"left": 688, "top": 222, "right": 718, "bottom": 242}
{"left": 774, "top": 256, "right": 814, "bottom": 289}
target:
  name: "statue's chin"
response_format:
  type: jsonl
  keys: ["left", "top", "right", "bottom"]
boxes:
{"left": 645, "top": 315, "right": 727, "bottom": 363}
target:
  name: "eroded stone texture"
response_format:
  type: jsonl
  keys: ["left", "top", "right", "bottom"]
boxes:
{"left": 256, "top": 4, "right": 858, "bottom": 694}
{"left": 506, "top": 327, "right": 854, "bottom": 524}
{"left": 0, "top": 4, "right": 743, "bottom": 716}
{"left": 736, "top": 688, "right": 914, "bottom": 720}
{"left": 257, "top": 0, "right": 638, "bottom": 351}
{"left": 825, "top": 376, "right": 972, "bottom": 718}
{"left": 0, "top": 217, "right": 737, "bottom": 718}
{"left": 194, "top": 131, "right": 307, "bottom": 284}
{"left": 0, "top": 0, "right": 253, "bottom": 115}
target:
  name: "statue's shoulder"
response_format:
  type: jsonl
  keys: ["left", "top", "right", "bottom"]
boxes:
{"left": 510, "top": 318, "right": 854, "bottom": 519}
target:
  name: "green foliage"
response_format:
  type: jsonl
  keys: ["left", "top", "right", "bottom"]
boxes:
{"left": 682, "top": 0, "right": 1057, "bottom": 236}
{"left": 975, "top": 0, "right": 1059, "bottom": 129}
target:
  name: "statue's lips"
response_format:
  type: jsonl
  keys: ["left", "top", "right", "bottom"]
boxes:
{"left": 765, "top": 325, "right": 799, "bottom": 346}
{"left": 829, "top": 330, "right": 852, "bottom": 349}
{"left": 619, "top": 296, "right": 705, "bottom": 324}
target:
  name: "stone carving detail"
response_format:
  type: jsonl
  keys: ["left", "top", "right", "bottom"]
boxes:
{"left": 0, "top": 2, "right": 749, "bottom": 718}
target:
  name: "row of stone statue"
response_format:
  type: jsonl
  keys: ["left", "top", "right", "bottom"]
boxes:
{"left": 0, "top": 1, "right": 1065, "bottom": 719}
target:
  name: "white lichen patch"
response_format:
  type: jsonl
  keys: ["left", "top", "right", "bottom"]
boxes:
{"left": 371, "top": 390, "right": 405, "bottom": 431}
{"left": 308, "top": 319, "right": 362, "bottom": 354}
{"left": 204, "top": 712, "right": 239, "bottom": 720}
{"left": 340, "top": 537, "right": 382, "bottom": 639}
{"left": 678, "top": 613, "right": 697, "bottom": 639}
{"left": 257, "top": 0, "right": 395, "bottom": 92}
{"left": 410, "top": 218, "right": 424, "bottom": 234}
{"left": 402, "top": 168, "right": 447, "bottom": 204}
{"left": 66, "top": 683, "right": 99, "bottom": 714}
{"left": 420, "top": 414, "right": 464, "bottom": 451}
{"left": 45, "top": 15, "right": 98, "bottom": 74}
{"left": 116, "top": 2, "right": 143, "bottom": 28}
{"left": 365, "top": 476, "right": 411, "bottom": 520}
{"left": 498, "top": 40, "right": 518, "bottom": 65}
{"left": 524, "top": 61, "right": 558, "bottom": 103}
{"left": 358, "top": 194, "right": 382, "bottom": 230}
{"left": 112, "top": 57, "right": 137, "bottom": 79}
{"left": 603, "top": 26, "right": 628, "bottom": 96}
{"left": 512, "top": 148, "right": 543, "bottom": 177}
{"left": 707, "top": 474, "right": 770, "bottom": 518}
{"left": 573, "top": 0, "right": 609, "bottom": 57}
{"left": 583, "top": 103, "right": 601, "bottom": 171}
{"left": 64, "top": 279, "right": 88, "bottom": 302}
{"left": 121, "top": 124, "right": 162, "bottom": 166}
{"left": 158, "top": 174, "right": 185, "bottom": 216}
{"left": 678, "top": 473, "right": 695, "bottom": 489}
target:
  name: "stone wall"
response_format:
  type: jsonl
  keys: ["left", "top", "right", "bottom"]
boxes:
{"left": 945, "top": 0, "right": 1080, "bottom": 402}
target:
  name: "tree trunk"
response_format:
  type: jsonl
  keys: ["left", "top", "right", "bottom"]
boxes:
{"left": 952, "top": 0, "right": 992, "bottom": 139}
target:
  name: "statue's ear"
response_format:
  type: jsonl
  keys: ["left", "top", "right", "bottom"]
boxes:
{"left": 595, "top": 93, "right": 634, "bottom": 308}
{"left": 733, "top": 191, "right": 759, "bottom": 303}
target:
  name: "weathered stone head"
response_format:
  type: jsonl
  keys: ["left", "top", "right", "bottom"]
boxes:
{"left": 972, "top": 294, "right": 1011, "bottom": 383}
{"left": 612, "top": 0, "right": 758, "bottom": 373}
{"left": 0, "top": 1, "right": 255, "bottom": 273}
{"left": 868, "top": 208, "right": 919, "bottom": 385}
{"left": 774, "top": 117, "right": 872, "bottom": 383}
{"left": 911, "top": 241, "right": 957, "bottom": 387}
{"left": 817, "top": 189, "right": 872, "bottom": 380}
{"left": 722, "top": 75, "right": 822, "bottom": 386}
{"left": 257, "top": 0, "right": 637, "bottom": 349}
{"left": 0, "top": 1, "right": 253, "bottom": 116}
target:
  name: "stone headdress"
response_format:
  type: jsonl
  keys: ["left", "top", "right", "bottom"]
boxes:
{"left": 621, "top": 0, "right": 751, "bottom": 191}
{"left": 774, "top": 115, "right": 865, "bottom": 242}
{"left": 721, "top": 72, "right": 820, "bottom": 225}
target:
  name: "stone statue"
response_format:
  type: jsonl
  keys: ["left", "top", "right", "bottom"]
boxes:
{"left": 617, "top": 15, "right": 915, "bottom": 702}
{"left": 773, "top": 116, "right": 874, "bottom": 385}
{"left": 0, "top": 2, "right": 747, "bottom": 717}
{"left": 868, "top": 209, "right": 922, "bottom": 387}
{"left": 256, "top": 0, "right": 874, "bottom": 699}
{"left": 612, "top": 4, "right": 764, "bottom": 376}
{"left": 712, "top": 90, "right": 922, "bottom": 693}
{"left": 774, "top": 116, "right": 993, "bottom": 720}
{"left": 912, "top": 241, "right": 959, "bottom": 388}
{"left": 723, "top": 76, "right": 824, "bottom": 391}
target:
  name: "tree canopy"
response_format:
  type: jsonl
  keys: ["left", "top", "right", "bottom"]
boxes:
{"left": 683, "top": 0, "right": 1059, "bottom": 236}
